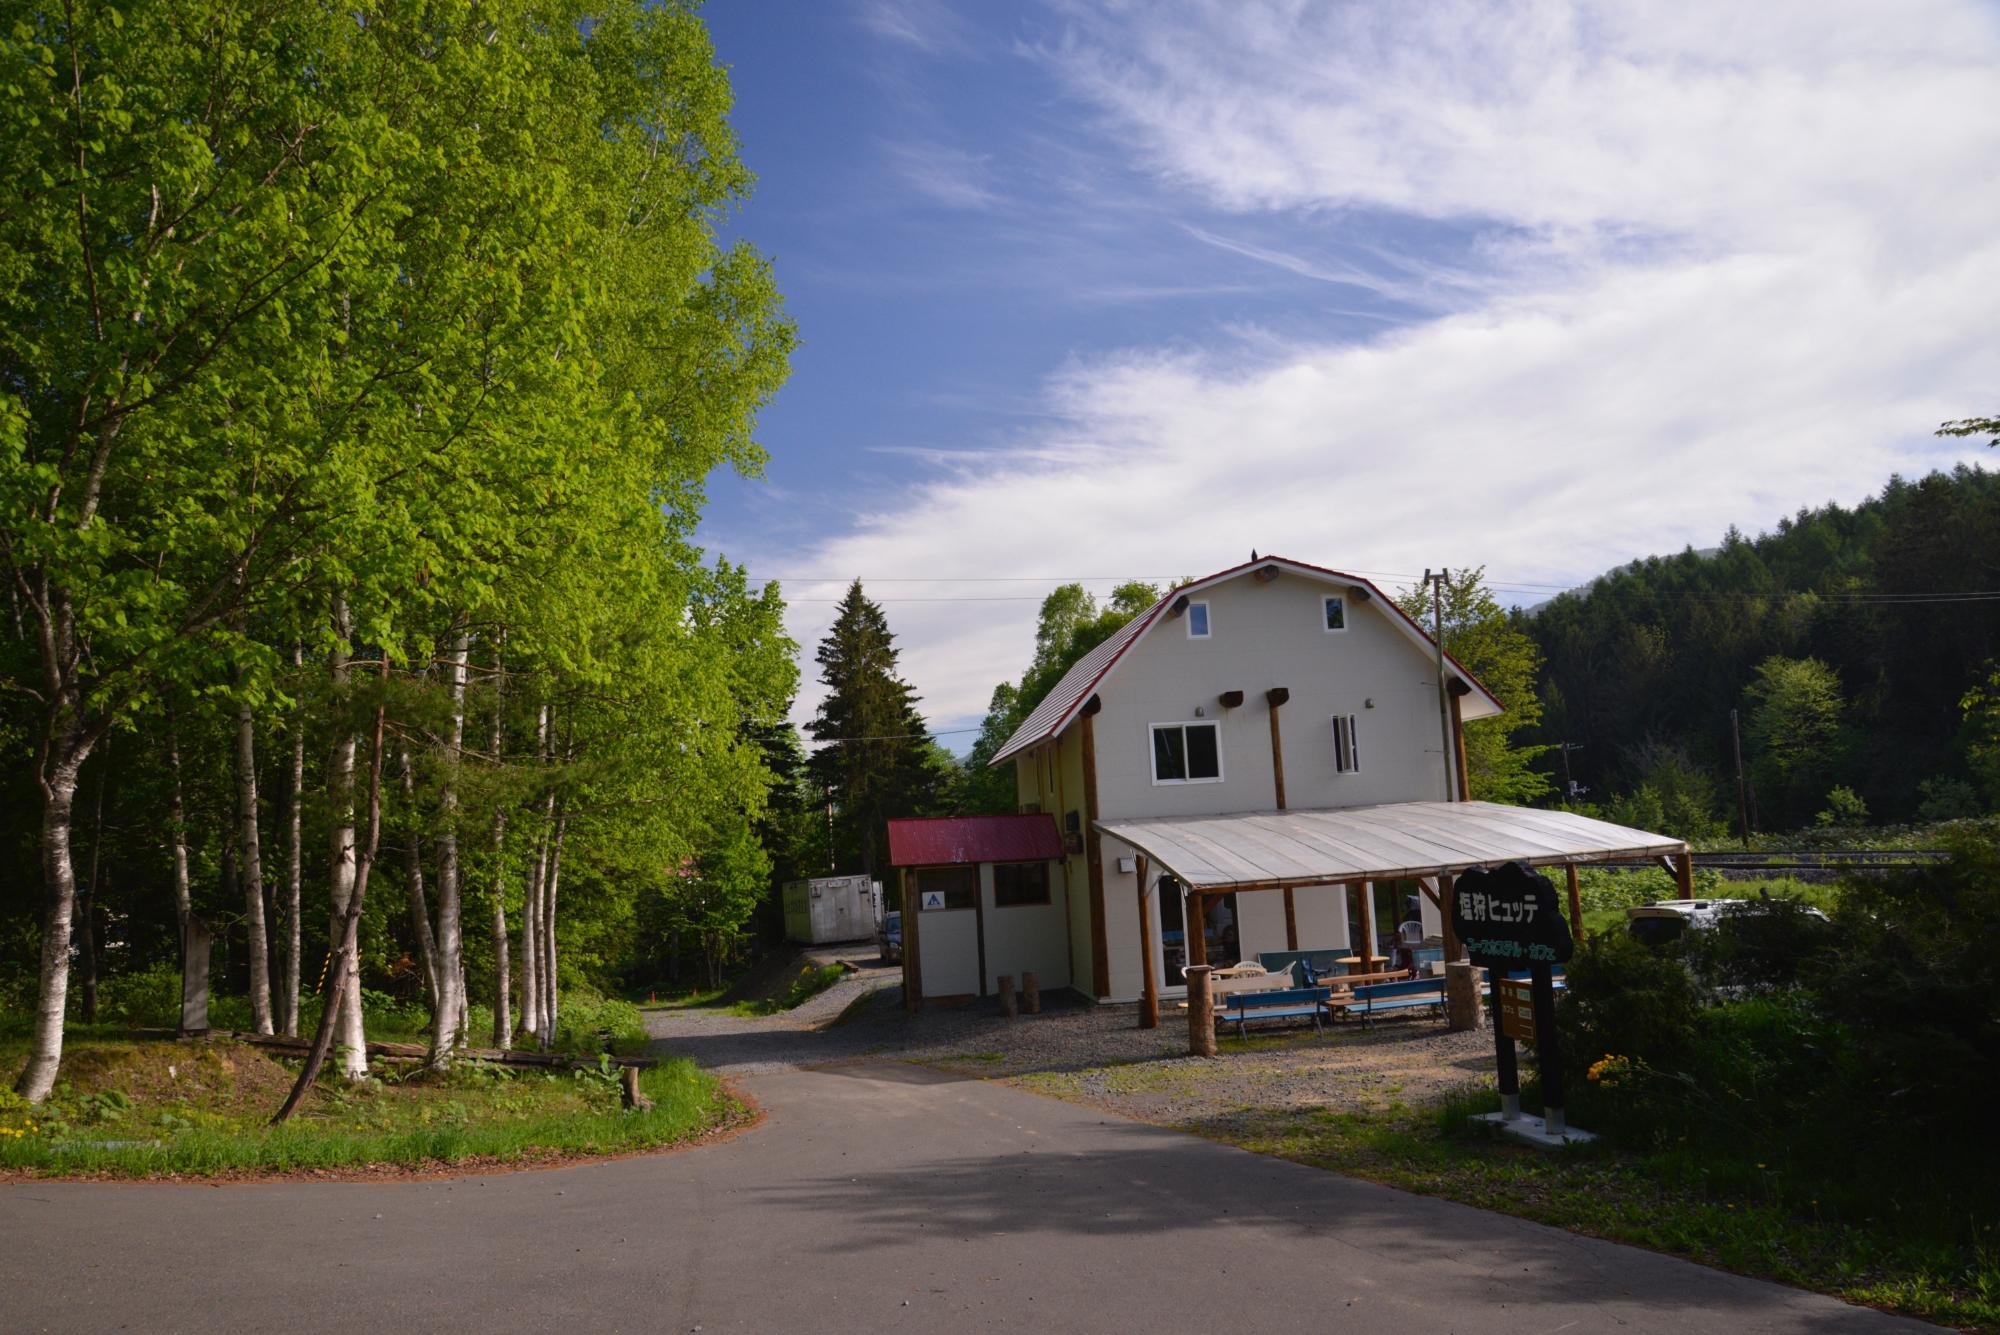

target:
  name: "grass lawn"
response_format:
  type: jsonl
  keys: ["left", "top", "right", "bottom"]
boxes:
{"left": 1193, "top": 1089, "right": 1997, "bottom": 1331}
{"left": 0, "top": 1027, "right": 743, "bottom": 1179}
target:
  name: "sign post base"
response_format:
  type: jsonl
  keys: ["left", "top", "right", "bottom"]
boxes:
{"left": 1473, "top": 1109, "right": 1597, "bottom": 1150}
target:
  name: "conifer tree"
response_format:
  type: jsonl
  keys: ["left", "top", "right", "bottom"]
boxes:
{"left": 806, "top": 583, "right": 937, "bottom": 875}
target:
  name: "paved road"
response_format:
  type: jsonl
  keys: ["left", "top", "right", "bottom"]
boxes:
{"left": 0, "top": 1058, "right": 1937, "bottom": 1333}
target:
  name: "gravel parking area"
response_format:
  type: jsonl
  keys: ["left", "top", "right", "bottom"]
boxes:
{"left": 647, "top": 981, "right": 1499, "bottom": 1127}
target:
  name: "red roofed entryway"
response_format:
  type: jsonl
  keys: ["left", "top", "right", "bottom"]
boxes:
{"left": 885, "top": 814, "right": 1070, "bottom": 1008}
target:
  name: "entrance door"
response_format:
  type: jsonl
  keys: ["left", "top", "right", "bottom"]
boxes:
{"left": 1153, "top": 882, "right": 1241, "bottom": 993}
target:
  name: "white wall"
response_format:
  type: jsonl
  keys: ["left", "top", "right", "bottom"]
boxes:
{"left": 1091, "top": 571, "right": 1456, "bottom": 821}
{"left": 980, "top": 862, "right": 1072, "bottom": 994}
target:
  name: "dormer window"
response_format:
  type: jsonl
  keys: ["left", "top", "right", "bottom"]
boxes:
{"left": 1187, "top": 601, "right": 1211, "bottom": 638}
{"left": 1322, "top": 595, "right": 1346, "bottom": 632}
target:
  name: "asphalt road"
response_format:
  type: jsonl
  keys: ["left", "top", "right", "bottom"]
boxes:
{"left": 0, "top": 1059, "right": 1938, "bottom": 1333}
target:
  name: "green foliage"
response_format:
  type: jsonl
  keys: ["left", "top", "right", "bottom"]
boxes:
{"left": 1814, "top": 784, "right": 1868, "bottom": 827}
{"left": 1962, "top": 661, "right": 2000, "bottom": 809}
{"left": 1397, "top": 568, "right": 1552, "bottom": 803}
{"left": 1743, "top": 656, "right": 1849, "bottom": 826}
{"left": 1527, "top": 468, "right": 2000, "bottom": 827}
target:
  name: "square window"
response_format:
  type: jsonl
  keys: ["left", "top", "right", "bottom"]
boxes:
{"left": 1187, "top": 601, "right": 1210, "bottom": 638}
{"left": 993, "top": 862, "right": 1050, "bottom": 907}
{"left": 916, "top": 864, "right": 977, "bottom": 910}
{"left": 1151, "top": 722, "right": 1222, "bottom": 783}
{"left": 1323, "top": 595, "right": 1347, "bottom": 632}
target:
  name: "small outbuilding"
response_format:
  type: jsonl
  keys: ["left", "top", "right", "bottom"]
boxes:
{"left": 887, "top": 814, "right": 1069, "bottom": 1006}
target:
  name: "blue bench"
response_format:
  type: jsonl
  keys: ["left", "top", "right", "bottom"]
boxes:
{"left": 1223, "top": 986, "right": 1331, "bottom": 1037}
{"left": 1332, "top": 977, "right": 1448, "bottom": 1024}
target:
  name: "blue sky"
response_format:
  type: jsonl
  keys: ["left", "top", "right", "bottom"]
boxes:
{"left": 697, "top": 0, "right": 2000, "bottom": 748}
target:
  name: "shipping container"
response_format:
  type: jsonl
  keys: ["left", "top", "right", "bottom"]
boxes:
{"left": 781, "top": 874, "right": 879, "bottom": 945}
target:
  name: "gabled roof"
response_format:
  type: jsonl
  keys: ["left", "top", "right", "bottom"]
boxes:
{"left": 887, "top": 813, "right": 1064, "bottom": 867}
{"left": 988, "top": 556, "right": 1502, "bottom": 768}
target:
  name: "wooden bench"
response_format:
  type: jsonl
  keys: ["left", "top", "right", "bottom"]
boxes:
{"left": 1223, "top": 986, "right": 1331, "bottom": 1037}
{"left": 1327, "top": 977, "right": 1448, "bottom": 1024}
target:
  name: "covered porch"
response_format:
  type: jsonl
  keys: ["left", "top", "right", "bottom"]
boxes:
{"left": 1094, "top": 800, "right": 1691, "bottom": 1029}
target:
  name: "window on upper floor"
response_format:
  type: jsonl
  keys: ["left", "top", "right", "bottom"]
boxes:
{"left": 1152, "top": 721, "right": 1222, "bottom": 783}
{"left": 1187, "top": 600, "right": 1211, "bottom": 638}
{"left": 1322, "top": 594, "right": 1347, "bottom": 632}
{"left": 1332, "top": 713, "right": 1360, "bottom": 774}
{"left": 993, "top": 861, "right": 1051, "bottom": 907}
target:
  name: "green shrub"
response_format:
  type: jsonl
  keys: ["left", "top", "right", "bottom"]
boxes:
{"left": 91, "top": 964, "right": 182, "bottom": 1027}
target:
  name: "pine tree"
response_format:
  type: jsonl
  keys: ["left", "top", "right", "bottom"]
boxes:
{"left": 807, "top": 583, "right": 937, "bottom": 875}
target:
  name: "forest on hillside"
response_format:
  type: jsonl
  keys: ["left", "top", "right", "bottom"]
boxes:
{"left": 1522, "top": 464, "right": 2000, "bottom": 833}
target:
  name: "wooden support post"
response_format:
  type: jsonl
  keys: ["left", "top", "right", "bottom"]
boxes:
{"left": 1187, "top": 894, "right": 1208, "bottom": 969}
{"left": 1135, "top": 854, "right": 1159, "bottom": 1030}
{"left": 1565, "top": 863, "right": 1584, "bottom": 937}
{"left": 1440, "top": 871, "right": 1461, "bottom": 962}
{"left": 1449, "top": 690, "right": 1471, "bottom": 802}
{"left": 1266, "top": 688, "right": 1289, "bottom": 810}
{"left": 1080, "top": 699, "right": 1109, "bottom": 998}
{"left": 1358, "top": 879, "right": 1379, "bottom": 971}
{"left": 1185, "top": 965, "right": 1217, "bottom": 1058}
{"left": 1673, "top": 849, "right": 1695, "bottom": 899}
{"left": 1283, "top": 888, "right": 1299, "bottom": 951}
{"left": 901, "top": 869, "right": 923, "bottom": 1015}
{"left": 998, "top": 974, "right": 1017, "bottom": 1019}
{"left": 1022, "top": 971, "right": 1041, "bottom": 1014}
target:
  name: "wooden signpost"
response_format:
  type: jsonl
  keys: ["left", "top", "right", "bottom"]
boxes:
{"left": 1450, "top": 861, "right": 1592, "bottom": 1147}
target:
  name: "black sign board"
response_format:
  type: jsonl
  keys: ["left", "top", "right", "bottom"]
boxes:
{"left": 1451, "top": 862, "right": 1573, "bottom": 968}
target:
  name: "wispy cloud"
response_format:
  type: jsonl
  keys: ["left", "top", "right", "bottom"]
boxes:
{"left": 881, "top": 140, "right": 1004, "bottom": 210}
{"left": 753, "top": 0, "right": 2000, "bottom": 737}
{"left": 853, "top": 0, "right": 978, "bottom": 58}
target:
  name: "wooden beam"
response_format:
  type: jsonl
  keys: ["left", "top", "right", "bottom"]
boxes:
{"left": 1417, "top": 875, "right": 1441, "bottom": 909}
{"left": 1449, "top": 691, "right": 1471, "bottom": 802}
{"left": 1186, "top": 893, "right": 1208, "bottom": 969}
{"left": 1267, "top": 696, "right": 1288, "bottom": 811}
{"left": 1283, "top": 888, "right": 1298, "bottom": 951}
{"left": 1080, "top": 702, "right": 1110, "bottom": 999}
{"left": 902, "top": 868, "right": 922, "bottom": 1014}
{"left": 1440, "top": 871, "right": 1461, "bottom": 962}
{"left": 1358, "top": 879, "right": 1379, "bottom": 971}
{"left": 1565, "top": 863, "right": 1584, "bottom": 937}
{"left": 1136, "top": 854, "right": 1158, "bottom": 1029}
{"left": 1673, "top": 850, "right": 1694, "bottom": 899}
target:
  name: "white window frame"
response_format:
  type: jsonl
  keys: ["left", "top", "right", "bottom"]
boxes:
{"left": 1150, "top": 720, "right": 1224, "bottom": 785}
{"left": 1321, "top": 594, "right": 1348, "bottom": 634}
{"left": 1186, "top": 600, "right": 1211, "bottom": 639}
{"left": 1332, "top": 713, "right": 1361, "bottom": 774}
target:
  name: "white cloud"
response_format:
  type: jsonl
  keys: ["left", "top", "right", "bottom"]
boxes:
{"left": 757, "top": 0, "right": 2000, "bottom": 743}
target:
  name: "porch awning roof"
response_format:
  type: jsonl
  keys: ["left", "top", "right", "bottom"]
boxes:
{"left": 1094, "top": 801, "right": 1687, "bottom": 893}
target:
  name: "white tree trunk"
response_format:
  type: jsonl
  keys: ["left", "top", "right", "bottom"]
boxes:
{"left": 398, "top": 748, "right": 442, "bottom": 1007}
{"left": 16, "top": 747, "right": 85, "bottom": 1102}
{"left": 518, "top": 835, "right": 543, "bottom": 1044}
{"left": 427, "top": 627, "right": 469, "bottom": 1066}
{"left": 327, "top": 598, "right": 367, "bottom": 1080}
{"left": 488, "top": 642, "right": 511, "bottom": 1047}
{"left": 281, "top": 645, "right": 305, "bottom": 1037}
{"left": 237, "top": 699, "right": 274, "bottom": 1034}
{"left": 538, "top": 806, "right": 566, "bottom": 1049}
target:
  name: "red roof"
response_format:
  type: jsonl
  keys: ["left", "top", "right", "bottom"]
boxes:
{"left": 886, "top": 814, "right": 1064, "bottom": 867}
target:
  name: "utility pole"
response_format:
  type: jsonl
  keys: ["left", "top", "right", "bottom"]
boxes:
{"left": 1555, "top": 741, "right": 1586, "bottom": 802}
{"left": 1424, "top": 569, "right": 1454, "bottom": 802}
{"left": 1729, "top": 708, "right": 1752, "bottom": 848}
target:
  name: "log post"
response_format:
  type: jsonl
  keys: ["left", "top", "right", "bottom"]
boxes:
{"left": 1448, "top": 688, "right": 1471, "bottom": 802}
{"left": 1022, "top": 971, "right": 1040, "bottom": 1014}
{"left": 1080, "top": 699, "right": 1109, "bottom": 999}
{"left": 1185, "top": 964, "right": 1217, "bottom": 1058}
{"left": 1565, "top": 863, "right": 1584, "bottom": 937}
{"left": 1186, "top": 894, "right": 1207, "bottom": 969}
{"left": 1357, "top": 879, "right": 1379, "bottom": 971}
{"left": 998, "top": 974, "right": 1017, "bottom": 1019}
{"left": 1445, "top": 959, "right": 1483, "bottom": 1033}
{"left": 620, "top": 1064, "right": 654, "bottom": 1111}
{"left": 1136, "top": 854, "right": 1159, "bottom": 1030}
{"left": 1440, "top": 871, "right": 1461, "bottom": 962}
{"left": 1673, "top": 850, "right": 1695, "bottom": 899}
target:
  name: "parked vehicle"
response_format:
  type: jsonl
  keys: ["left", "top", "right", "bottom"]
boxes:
{"left": 877, "top": 911, "right": 903, "bottom": 964}
{"left": 1625, "top": 897, "right": 1828, "bottom": 947}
